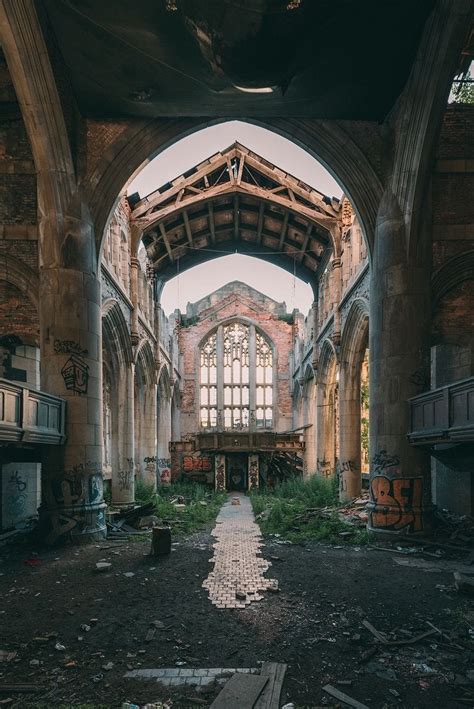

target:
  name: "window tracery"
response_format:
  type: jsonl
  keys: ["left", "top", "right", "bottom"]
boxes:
{"left": 200, "top": 322, "right": 273, "bottom": 430}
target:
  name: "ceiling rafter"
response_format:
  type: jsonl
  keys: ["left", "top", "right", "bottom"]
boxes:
{"left": 159, "top": 223, "right": 174, "bottom": 263}
{"left": 131, "top": 141, "right": 343, "bottom": 280}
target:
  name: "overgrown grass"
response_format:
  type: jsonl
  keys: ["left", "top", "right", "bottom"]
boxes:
{"left": 135, "top": 479, "right": 226, "bottom": 536}
{"left": 251, "top": 476, "right": 370, "bottom": 545}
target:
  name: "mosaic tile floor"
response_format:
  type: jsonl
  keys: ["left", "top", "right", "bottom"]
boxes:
{"left": 125, "top": 667, "right": 258, "bottom": 686}
{"left": 202, "top": 493, "right": 278, "bottom": 609}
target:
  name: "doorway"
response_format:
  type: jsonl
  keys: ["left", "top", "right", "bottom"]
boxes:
{"left": 225, "top": 454, "right": 248, "bottom": 491}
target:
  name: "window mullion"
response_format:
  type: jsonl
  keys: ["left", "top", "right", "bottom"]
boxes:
{"left": 217, "top": 325, "right": 224, "bottom": 430}
{"left": 249, "top": 324, "right": 256, "bottom": 431}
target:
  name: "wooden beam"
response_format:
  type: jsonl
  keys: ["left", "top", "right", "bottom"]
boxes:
{"left": 256, "top": 201, "right": 265, "bottom": 243}
{"left": 237, "top": 154, "right": 245, "bottom": 184}
{"left": 158, "top": 222, "right": 174, "bottom": 263}
{"left": 138, "top": 182, "right": 335, "bottom": 235}
{"left": 227, "top": 156, "right": 236, "bottom": 184}
{"left": 279, "top": 211, "right": 289, "bottom": 249}
{"left": 132, "top": 153, "right": 228, "bottom": 218}
{"left": 208, "top": 202, "right": 216, "bottom": 243}
{"left": 300, "top": 223, "right": 312, "bottom": 262}
{"left": 182, "top": 210, "right": 193, "bottom": 246}
{"left": 234, "top": 195, "right": 239, "bottom": 240}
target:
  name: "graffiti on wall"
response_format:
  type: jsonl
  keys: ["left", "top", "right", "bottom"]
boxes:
{"left": 183, "top": 455, "right": 212, "bottom": 472}
{"left": 44, "top": 462, "right": 106, "bottom": 544}
{"left": 215, "top": 454, "right": 226, "bottom": 492}
{"left": 56, "top": 340, "right": 90, "bottom": 395}
{"left": 317, "top": 458, "right": 332, "bottom": 478}
{"left": 248, "top": 455, "right": 259, "bottom": 491}
{"left": 6, "top": 470, "right": 27, "bottom": 519}
{"left": 372, "top": 450, "right": 400, "bottom": 474}
{"left": 369, "top": 475, "right": 423, "bottom": 533}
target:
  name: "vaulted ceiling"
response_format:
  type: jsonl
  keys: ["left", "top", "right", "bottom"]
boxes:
{"left": 130, "top": 142, "right": 342, "bottom": 286}
{"left": 39, "top": 0, "right": 435, "bottom": 119}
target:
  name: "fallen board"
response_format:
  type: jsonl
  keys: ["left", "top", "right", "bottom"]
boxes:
{"left": 210, "top": 673, "right": 268, "bottom": 709}
{"left": 323, "top": 684, "right": 369, "bottom": 709}
{"left": 255, "top": 662, "right": 287, "bottom": 708}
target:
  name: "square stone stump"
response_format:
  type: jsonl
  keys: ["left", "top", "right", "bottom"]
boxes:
{"left": 151, "top": 526, "right": 171, "bottom": 556}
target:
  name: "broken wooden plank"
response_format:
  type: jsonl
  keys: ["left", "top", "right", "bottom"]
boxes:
{"left": 210, "top": 673, "right": 268, "bottom": 709}
{"left": 385, "top": 629, "right": 437, "bottom": 647}
{"left": 362, "top": 620, "right": 388, "bottom": 643}
{"left": 255, "top": 662, "right": 287, "bottom": 709}
{"left": 322, "top": 684, "right": 369, "bottom": 709}
{"left": 0, "top": 684, "right": 41, "bottom": 693}
{"left": 145, "top": 628, "right": 155, "bottom": 642}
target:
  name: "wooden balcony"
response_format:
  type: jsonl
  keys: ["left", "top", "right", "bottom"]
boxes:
{"left": 408, "top": 377, "right": 474, "bottom": 445}
{"left": 196, "top": 431, "right": 305, "bottom": 452}
{"left": 0, "top": 378, "right": 66, "bottom": 446}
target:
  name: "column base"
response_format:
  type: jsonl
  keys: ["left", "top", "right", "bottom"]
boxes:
{"left": 39, "top": 500, "right": 107, "bottom": 545}
{"left": 367, "top": 474, "right": 433, "bottom": 535}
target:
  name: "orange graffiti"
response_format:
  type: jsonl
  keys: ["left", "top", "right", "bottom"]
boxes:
{"left": 183, "top": 455, "right": 212, "bottom": 472}
{"left": 370, "top": 476, "right": 423, "bottom": 532}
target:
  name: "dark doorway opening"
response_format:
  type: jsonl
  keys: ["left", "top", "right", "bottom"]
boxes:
{"left": 225, "top": 454, "right": 248, "bottom": 491}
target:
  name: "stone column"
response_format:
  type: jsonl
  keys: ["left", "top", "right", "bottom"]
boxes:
{"left": 339, "top": 365, "right": 362, "bottom": 501}
{"left": 130, "top": 257, "right": 139, "bottom": 345}
{"left": 331, "top": 258, "right": 342, "bottom": 344}
{"left": 112, "top": 362, "right": 135, "bottom": 506}
{"left": 311, "top": 299, "right": 319, "bottom": 369}
{"left": 367, "top": 191, "right": 432, "bottom": 534}
{"left": 215, "top": 453, "right": 226, "bottom": 492}
{"left": 248, "top": 454, "right": 259, "bottom": 491}
{"left": 142, "top": 382, "right": 158, "bottom": 489}
{"left": 39, "top": 200, "right": 106, "bottom": 544}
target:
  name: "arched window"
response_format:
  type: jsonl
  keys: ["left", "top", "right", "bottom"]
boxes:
{"left": 200, "top": 321, "right": 274, "bottom": 431}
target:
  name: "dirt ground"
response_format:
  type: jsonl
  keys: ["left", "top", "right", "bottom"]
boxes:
{"left": 0, "top": 508, "right": 473, "bottom": 709}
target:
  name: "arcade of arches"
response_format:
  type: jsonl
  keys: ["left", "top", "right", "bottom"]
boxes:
{"left": 0, "top": 0, "right": 473, "bottom": 548}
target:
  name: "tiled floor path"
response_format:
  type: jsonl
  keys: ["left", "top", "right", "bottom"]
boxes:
{"left": 125, "top": 667, "right": 258, "bottom": 687}
{"left": 202, "top": 493, "right": 278, "bottom": 609}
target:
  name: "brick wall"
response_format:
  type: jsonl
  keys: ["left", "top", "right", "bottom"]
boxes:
{"left": 0, "top": 282, "right": 38, "bottom": 347}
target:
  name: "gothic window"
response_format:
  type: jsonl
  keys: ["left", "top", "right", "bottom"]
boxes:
{"left": 200, "top": 331, "right": 217, "bottom": 429}
{"left": 223, "top": 322, "right": 250, "bottom": 430}
{"left": 255, "top": 331, "right": 273, "bottom": 428}
{"left": 102, "top": 365, "right": 112, "bottom": 471}
{"left": 200, "top": 322, "right": 274, "bottom": 431}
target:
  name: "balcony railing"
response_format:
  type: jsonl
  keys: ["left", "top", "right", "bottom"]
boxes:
{"left": 408, "top": 377, "right": 474, "bottom": 445}
{"left": 0, "top": 378, "right": 66, "bottom": 445}
{"left": 196, "top": 431, "right": 305, "bottom": 452}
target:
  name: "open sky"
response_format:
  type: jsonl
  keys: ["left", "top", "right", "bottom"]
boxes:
{"left": 128, "top": 121, "right": 343, "bottom": 315}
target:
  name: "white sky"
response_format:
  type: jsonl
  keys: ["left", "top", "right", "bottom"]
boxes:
{"left": 128, "top": 121, "right": 343, "bottom": 316}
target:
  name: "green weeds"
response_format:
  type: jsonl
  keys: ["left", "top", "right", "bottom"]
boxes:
{"left": 251, "top": 475, "right": 370, "bottom": 545}
{"left": 136, "top": 480, "right": 226, "bottom": 536}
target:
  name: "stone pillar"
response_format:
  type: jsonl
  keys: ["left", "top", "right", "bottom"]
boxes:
{"left": 248, "top": 454, "right": 259, "bottom": 491}
{"left": 130, "top": 257, "right": 139, "bottom": 345}
{"left": 311, "top": 299, "right": 319, "bottom": 369}
{"left": 367, "top": 191, "right": 432, "bottom": 534}
{"left": 112, "top": 362, "right": 135, "bottom": 506}
{"left": 215, "top": 453, "right": 226, "bottom": 492}
{"left": 39, "top": 202, "right": 106, "bottom": 544}
{"left": 339, "top": 364, "right": 362, "bottom": 501}
{"left": 331, "top": 258, "right": 342, "bottom": 344}
{"left": 142, "top": 382, "right": 158, "bottom": 489}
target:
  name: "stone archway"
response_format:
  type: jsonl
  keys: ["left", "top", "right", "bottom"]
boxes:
{"left": 102, "top": 299, "right": 134, "bottom": 504}
{"left": 134, "top": 339, "right": 157, "bottom": 489}
{"left": 339, "top": 298, "right": 369, "bottom": 501}
{"left": 316, "top": 339, "right": 339, "bottom": 480}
